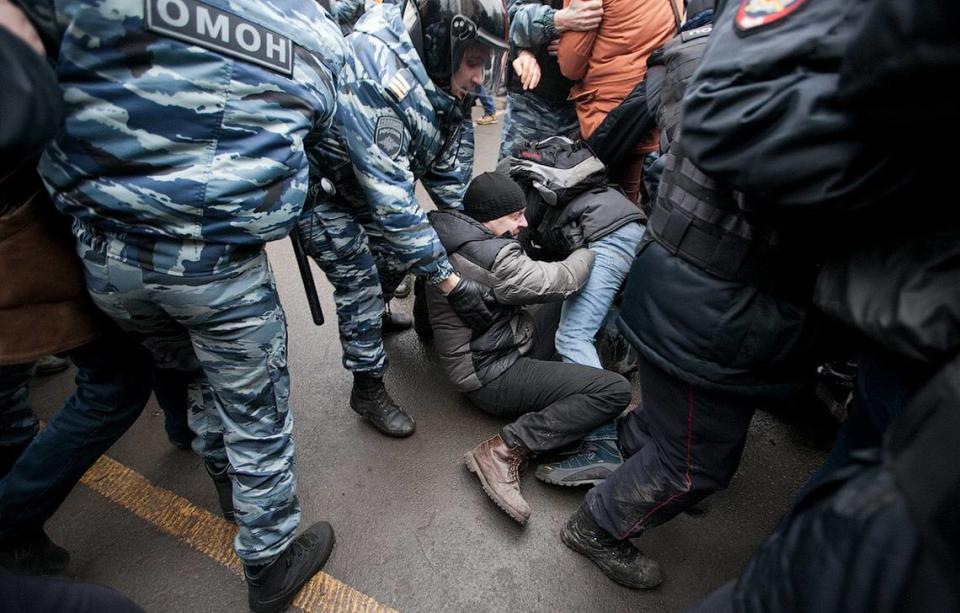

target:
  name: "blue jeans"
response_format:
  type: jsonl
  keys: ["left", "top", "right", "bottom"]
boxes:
{"left": 477, "top": 89, "right": 495, "bottom": 115}
{"left": 0, "top": 362, "right": 39, "bottom": 449}
{"left": 556, "top": 223, "right": 646, "bottom": 368}
{"left": 0, "top": 328, "right": 153, "bottom": 542}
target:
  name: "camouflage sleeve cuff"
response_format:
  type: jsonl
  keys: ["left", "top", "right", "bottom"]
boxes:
{"left": 510, "top": 3, "right": 559, "bottom": 48}
{"left": 542, "top": 8, "right": 560, "bottom": 40}
{"left": 426, "top": 258, "right": 456, "bottom": 286}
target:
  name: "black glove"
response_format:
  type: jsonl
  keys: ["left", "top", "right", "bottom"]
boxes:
{"left": 555, "top": 221, "right": 585, "bottom": 255}
{"left": 446, "top": 277, "right": 496, "bottom": 332}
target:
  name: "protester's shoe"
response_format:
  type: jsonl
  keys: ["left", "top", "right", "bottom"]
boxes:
{"left": 34, "top": 355, "right": 69, "bottom": 376}
{"left": 536, "top": 438, "right": 623, "bottom": 487}
{"left": 393, "top": 274, "right": 413, "bottom": 299}
{"left": 245, "top": 521, "right": 335, "bottom": 613}
{"left": 464, "top": 435, "right": 531, "bottom": 524}
{"left": 561, "top": 505, "right": 663, "bottom": 589}
{"left": 476, "top": 114, "right": 497, "bottom": 125}
{"left": 382, "top": 303, "right": 413, "bottom": 335}
{"left": 412, "top": 277, "right": 433, "bottom": 342}
{"left": 205, "top": 461, "right": 236, "bottom": 522}
{"left": 350, "top": 373, "right": 416, "bottom": 438}
{"left": 0, "top": 530, "right": 70, "bottom": 575}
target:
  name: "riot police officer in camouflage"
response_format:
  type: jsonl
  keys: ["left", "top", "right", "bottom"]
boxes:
{"left": 21, "top": 0, "right": 349, "bottom": 610}
{"left": 295, "top": 0, "right": 509, "bottom": 438}
{"left": 498, "top": 0, "right": 601, "bottom": 160}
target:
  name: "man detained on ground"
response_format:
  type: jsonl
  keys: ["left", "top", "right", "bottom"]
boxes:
{"left": 426, "top": 172, "right": 631, "bottom": 524}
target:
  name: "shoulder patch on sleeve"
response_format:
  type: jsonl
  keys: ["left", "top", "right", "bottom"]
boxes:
{"left": 385, "top": 70, "right": 414, "bottom": 102}
{"left": 735, "top": 0, "right": 808, "bottom": 35}
{"left": 375, "top": 116, "right": 405, "bottom": 159}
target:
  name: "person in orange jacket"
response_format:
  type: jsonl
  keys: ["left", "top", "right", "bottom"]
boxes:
{"left": 557, "top": 0, "right": 679, "bottom": 204}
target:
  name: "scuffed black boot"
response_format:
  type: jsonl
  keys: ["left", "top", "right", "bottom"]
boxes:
{"left": 245, "top": 521, "right": 335, "bottom": 613}
{"left": 0, "top": 530, "right": 70, "bottom": 575}
{"left": 381, "top": 302, "right": 412, "bottom": 335}
{"left": 349, "top": 373, "right": 415, "bottom": 438}
{"left": 561, "top": 505, "right": 663, "bottom": 589}
{"left": 205, "top": 461, "right": 235, "bottom": 522}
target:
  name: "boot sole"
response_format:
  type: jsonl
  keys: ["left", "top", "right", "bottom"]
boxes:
{"left": 535, "top": 472, "right": 605, "bottom": 487}
{"left": 349, "top": 402, "right": 416, "bottom": 438}
{"left": 463, "top": 452, "right": 529, "bottom": 525}
{"left": 356, "top": 412, "right": 416, "bottom": 438}
{"left": 560, "top": 528, "right": 664, "bottom": 590}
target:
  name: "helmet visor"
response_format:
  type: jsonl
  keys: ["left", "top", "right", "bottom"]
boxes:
{"left": 449, "top": 15, "right": 509, "bottom": 98}
{"left": 450, "top": 41, "right": 509, "bottom": 100}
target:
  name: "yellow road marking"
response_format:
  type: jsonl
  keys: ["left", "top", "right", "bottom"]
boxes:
{"left": 79, "top": 454, "right": 397, "bottom": 613}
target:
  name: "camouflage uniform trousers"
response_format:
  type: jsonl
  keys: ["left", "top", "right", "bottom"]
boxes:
{"left": 296, "top": 199, "right": 410, "bottom": 377}
{"left": 498, "top": 91, "right": 581, "bottom": 160}
{"left": 77, "top": 232, "right": 299, "bottom": 564}
{"left": 0, "top": 362, "right": 39, "bottom": 448}
{"left": 296, "top": 111, "right": 474, "bottom": 377}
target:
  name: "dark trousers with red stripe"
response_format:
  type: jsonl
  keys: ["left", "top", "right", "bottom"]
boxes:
{"left": 585, "top": 357, "right": 755, "bottom": 539}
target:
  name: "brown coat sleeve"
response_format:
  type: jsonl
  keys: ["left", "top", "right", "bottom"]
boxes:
{"left": 557, "top": 0, "right": 598, "bottom": 81}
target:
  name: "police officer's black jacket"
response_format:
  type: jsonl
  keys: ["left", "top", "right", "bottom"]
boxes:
{"left": 425, "top": 210, "right": 592, "bottom": 393}
{"left": 615, "top": 10, "right": 820, "bottom": 398}
{"left": 679, "top": 0, "right": 960, "bottom": 370}
{"left": 680, "top": 0, "right": 960, "bottom": 608}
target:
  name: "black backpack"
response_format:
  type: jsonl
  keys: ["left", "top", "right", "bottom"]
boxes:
{"left": 497, "top": 136, "right": 608, "bottom": 259}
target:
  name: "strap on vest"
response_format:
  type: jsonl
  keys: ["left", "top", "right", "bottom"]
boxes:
{"left": 648, "top": 146, "right": 815, "bottom": 302}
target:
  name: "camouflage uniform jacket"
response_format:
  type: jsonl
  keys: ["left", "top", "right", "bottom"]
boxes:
{"left": 25, "top": 0, "right": 348, "bottom": 276}
{"left": 332, "top": 0, "right": 365, "bottom": 34}
{"left": 309, "top": 2, "right": 468, "bottom": 283}
{"left": 508, "top": 0, "right": 560, "bottom": 49}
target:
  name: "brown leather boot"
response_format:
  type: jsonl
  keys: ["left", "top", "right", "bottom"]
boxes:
{"left": 464, "top": 434, "right": 531, "bottom": 525}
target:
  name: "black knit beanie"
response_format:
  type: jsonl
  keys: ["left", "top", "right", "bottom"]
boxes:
{"left": 463, "top": 172, "right": 526, "bottom": 223}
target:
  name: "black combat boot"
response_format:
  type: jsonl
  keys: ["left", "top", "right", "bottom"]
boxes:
{"left": 381, "top": 302, "right": 412, "bottom": 335}
{"left": 349, "top": 373, "right": 415, "bottom": 438}
{"left": 245, "top": 521, "right": 335, "bottom": 613}
{"left": 0, "top": 530, "right": 70, "bottom": 575}
{"left": 205, "top": 461, "right": 235, "bottom": 522}
{"left": 561, "top": 504, "right": 663, "bottom": 589}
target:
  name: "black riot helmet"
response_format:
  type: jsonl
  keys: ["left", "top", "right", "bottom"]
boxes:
{"left": 402, "top": 0, "right": 509, "bottom": 95}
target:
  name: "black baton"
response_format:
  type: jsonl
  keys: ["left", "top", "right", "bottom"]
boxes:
{"left": 292, "top": 178, "right": 336, "bottom": 326}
